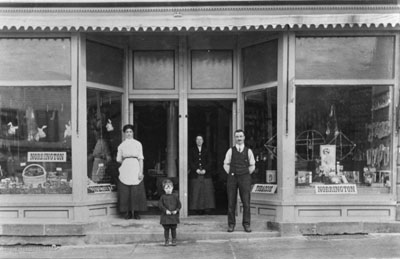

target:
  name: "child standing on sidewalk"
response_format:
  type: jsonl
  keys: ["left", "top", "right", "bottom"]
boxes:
{"left": 159, "top": 179, "right": 182, "bottom": 246}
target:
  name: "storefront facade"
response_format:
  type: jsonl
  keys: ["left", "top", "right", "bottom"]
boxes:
{"left": 0, "top": 1, "right": 399, "bottom": 230}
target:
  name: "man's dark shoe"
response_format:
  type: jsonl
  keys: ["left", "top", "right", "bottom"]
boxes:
{"left": 227, "top": 225, "right": 235, "bottom": 232}
{"left": 243, "top": 226, "right": 252, "bottom": 233}
{"left": 133, "top": 212, "right": 141, "bottom": 220}
{"left": 124, "top": 211, "right": 132, "bottom": 220}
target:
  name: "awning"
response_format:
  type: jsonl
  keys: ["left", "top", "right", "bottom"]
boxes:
{"left": 0, "top": 5, "right": 399, "bottom": 31}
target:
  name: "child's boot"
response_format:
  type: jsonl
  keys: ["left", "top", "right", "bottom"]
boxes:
{"left": 171, "top": 238, "right": 177, "bottom": 246}
{"left": 164, "top": 239, "right": 169, "bottom": 246}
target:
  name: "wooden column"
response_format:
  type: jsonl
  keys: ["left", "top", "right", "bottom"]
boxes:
{"left": 166, "top": 101, "right": 178, "bottom": 178}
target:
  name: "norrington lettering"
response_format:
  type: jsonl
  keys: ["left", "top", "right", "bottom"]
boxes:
{"left": 28, "top": 152, "right": 67, "bottom": 162}
{"left": 315, "top": 184, "right": 357, "bottom": 194}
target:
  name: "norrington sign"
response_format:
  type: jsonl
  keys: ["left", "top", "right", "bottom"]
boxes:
{"left": 315, "top": 184, "right": 357, "bottom": 194}
{"left": 28, "top": 152, "right": 67, "bottom": 162}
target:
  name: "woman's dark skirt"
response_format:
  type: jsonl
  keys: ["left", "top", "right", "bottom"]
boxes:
{"left": 118, "top": 180, "right": 148, "bottom": 213}
{"left": 189, "top": 176, "right": 215, "bottom": 210}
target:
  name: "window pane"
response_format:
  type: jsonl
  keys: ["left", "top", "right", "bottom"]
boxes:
{"left": 0, "top": 86, "right": 72, "bottom": 194}
{"left": 133, "top": 51, "right": 175, "bottom": 90}
{"left": 296, "top": 37, "right": 394, "bottom": 79}
{"left": 244, "top": 88, "right": 277, "bottom": 186}
{"left": 243, "top": 40, "right": 278, "bottom": 87}
{"left": 0, "top": 38, "right": 71, "bottom": 81}
{"left": 295, "top": 86, "right": 392, "bottom": 193}
{"left": 87, "top": 41, "right": 124, "bottom": 87}
{"left": 191, "top": 50, "right": 233, "bottom": 89}
{"left": 87, "top": 90, "right": 122, "bottom": 191}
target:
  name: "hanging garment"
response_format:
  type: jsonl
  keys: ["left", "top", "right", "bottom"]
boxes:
{"left": 46, "top": 110, "right": 59, "bottom": 142}
{"left": 25, "top": 106, "right": 38, "bottom": 141}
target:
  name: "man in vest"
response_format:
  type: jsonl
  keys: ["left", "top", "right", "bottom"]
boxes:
{"left": 223, "top": 129, "right": 256, "bottom": 233}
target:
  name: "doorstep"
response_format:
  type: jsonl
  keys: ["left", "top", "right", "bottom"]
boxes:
{"left": 268, "top": 221, "right": 400, "bottom": 236}
{"left": 0, "top": 215, "right": 279, "bottom": 246}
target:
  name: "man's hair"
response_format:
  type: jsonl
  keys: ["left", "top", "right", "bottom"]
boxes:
{"left": 162, "top": 179, "right": 174, "bottom": 188}
{"left": 234, "top": 129, "right": 245, "bottom": 136}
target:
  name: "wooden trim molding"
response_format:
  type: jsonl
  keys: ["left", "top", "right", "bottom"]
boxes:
{"left": 0, "top": 4, "right": 399, "bottom": 32}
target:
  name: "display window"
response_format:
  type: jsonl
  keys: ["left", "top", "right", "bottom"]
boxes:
{"left": 244, "top": 88, "right": 278, "bottom": 185}
{"left": 295, "top": 85, "right": 392, "bottom": 193}
{"left": 0, "top": 86, "right": 72, "bottom": 194}
{"left": 294, "top": 36, "right": 394, "bottom": 194}
{"left": 86, "top": 90, "right": 122, "bottom": 192}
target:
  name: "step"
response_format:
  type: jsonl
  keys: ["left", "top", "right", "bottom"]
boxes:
{"left": 85, "top": 215, "right": 270, "bottom": 232}
{"left": 84, "top": 230, "right": 279, "bottom": 245}
{"left": 0, "top": 215, "right": 279, "bottom": 246}
{"left": 84, "top": 215, "right": 279, "bottom": 244}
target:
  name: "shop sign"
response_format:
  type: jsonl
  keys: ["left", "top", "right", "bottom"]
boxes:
{"left": 252, "top": 184, "right": 277, "bottom": 194}
{"left": 87, "top": 184, "right": 113, "bottom": 193}
{"left": 27, "top": 152, "right": 67, "bottom": 162}
{"left": 315, "top": 184, "right": 357, "bottom": 194}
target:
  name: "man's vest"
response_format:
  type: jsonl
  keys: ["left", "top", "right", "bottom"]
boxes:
{"left": 230, "top": 146, "right": 250, "bottom": 175}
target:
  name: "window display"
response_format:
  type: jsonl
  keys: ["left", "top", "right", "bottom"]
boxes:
{"left": 0, "top": 86, "right": 72, "bottom": 194}
{"left": 244, "top": 88, "right": 277, "bottom": 185}
{"left": 87, "top": 90, "right": 122, "bottom": 192}
{"left": 295, "top": 86, "right": 392, "bottom": 192}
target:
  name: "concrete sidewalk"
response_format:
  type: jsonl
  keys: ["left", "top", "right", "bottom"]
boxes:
{"left": 1, "top": 233, "right": 400, "bottom": 259}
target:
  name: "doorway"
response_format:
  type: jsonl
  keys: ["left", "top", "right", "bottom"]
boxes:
{"left": 188, "top": 100, "right": 232, "bottom": 215}
{"left": 133, "top": 101, "right": 179, "bottom": 214}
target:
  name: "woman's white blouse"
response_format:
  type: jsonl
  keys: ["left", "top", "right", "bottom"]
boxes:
{"left": 117, "top": 138, "right": 144, "bottom": 185}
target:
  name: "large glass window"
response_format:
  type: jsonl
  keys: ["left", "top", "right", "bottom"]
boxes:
{"left": 244, "top": 88, "right": 278, "bottom": 185}
{"left": 243, "top": 40, "right": 278, "bottom": 87}
{"left": 133, "top": 51, "right": 175, "bottom": 90}
{"left": 191, "top": 50, "right": 233, "bottom": 89}
{"left": 296, "top": 37, "right": 394, "bottom": 80}
{"left": 87, "top": 40, "right": 124, "bottom": 87}
{"left": 0, "top": 86, "right": 72, "bottom": 194}
{"left": 87, "top": 90, "right": 122, "bottom": 191}
{"left": 295, "top": 86, "right": 392, "bottom": 193}
{"left": 294, "top": 36, "right": 394, "bottom": 194}
{"left": 0, "top": 38, "right": 71, "bottom": 81}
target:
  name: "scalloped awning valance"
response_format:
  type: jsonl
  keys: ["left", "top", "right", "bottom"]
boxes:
{"left": 0, "top": 6, "right": 399, "bottom": 31}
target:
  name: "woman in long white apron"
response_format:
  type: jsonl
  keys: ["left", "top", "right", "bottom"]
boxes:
{"left": 117, "top": 124, "right": 147, "bottom": 220}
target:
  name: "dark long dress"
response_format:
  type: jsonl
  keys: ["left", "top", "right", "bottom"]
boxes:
{"left": 118, "top": 179, "right": 147, "bottom": 212}
{"left": 188, "top": 145, "right": 215, "bottom": 210}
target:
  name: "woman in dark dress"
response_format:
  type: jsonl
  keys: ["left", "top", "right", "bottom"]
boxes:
{"left": 116, "top": 124, "right": 147, "bottom": 220}
{"left": 188, "top": 135, "right": 215, "bottom": 215}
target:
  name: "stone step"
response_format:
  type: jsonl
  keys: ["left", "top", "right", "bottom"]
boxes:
{"left": 84, "top": 230, "right": 279, "bottom": 245}
{"left": 0, "top": 215, "right": 278, "bottom": 246}
{"left": 84, "top": 215, "right": 278, "bottom": 244}
{"left": 85, "top": 215, "right": 269, "bottom": 232}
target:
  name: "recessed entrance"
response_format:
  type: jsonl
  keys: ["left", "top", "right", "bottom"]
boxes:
{"left": 188, "top": 100, "right": 232, "bottom": 215}
{"left": 132, "top": 100, "right": 232, "bottom": 216}
{"left": 133, "top": 101, "right": 179, "bottom": 214}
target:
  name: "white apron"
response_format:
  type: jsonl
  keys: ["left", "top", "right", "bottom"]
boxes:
{"left": 118, "top": 157, "right": 142, "bottom": 186}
